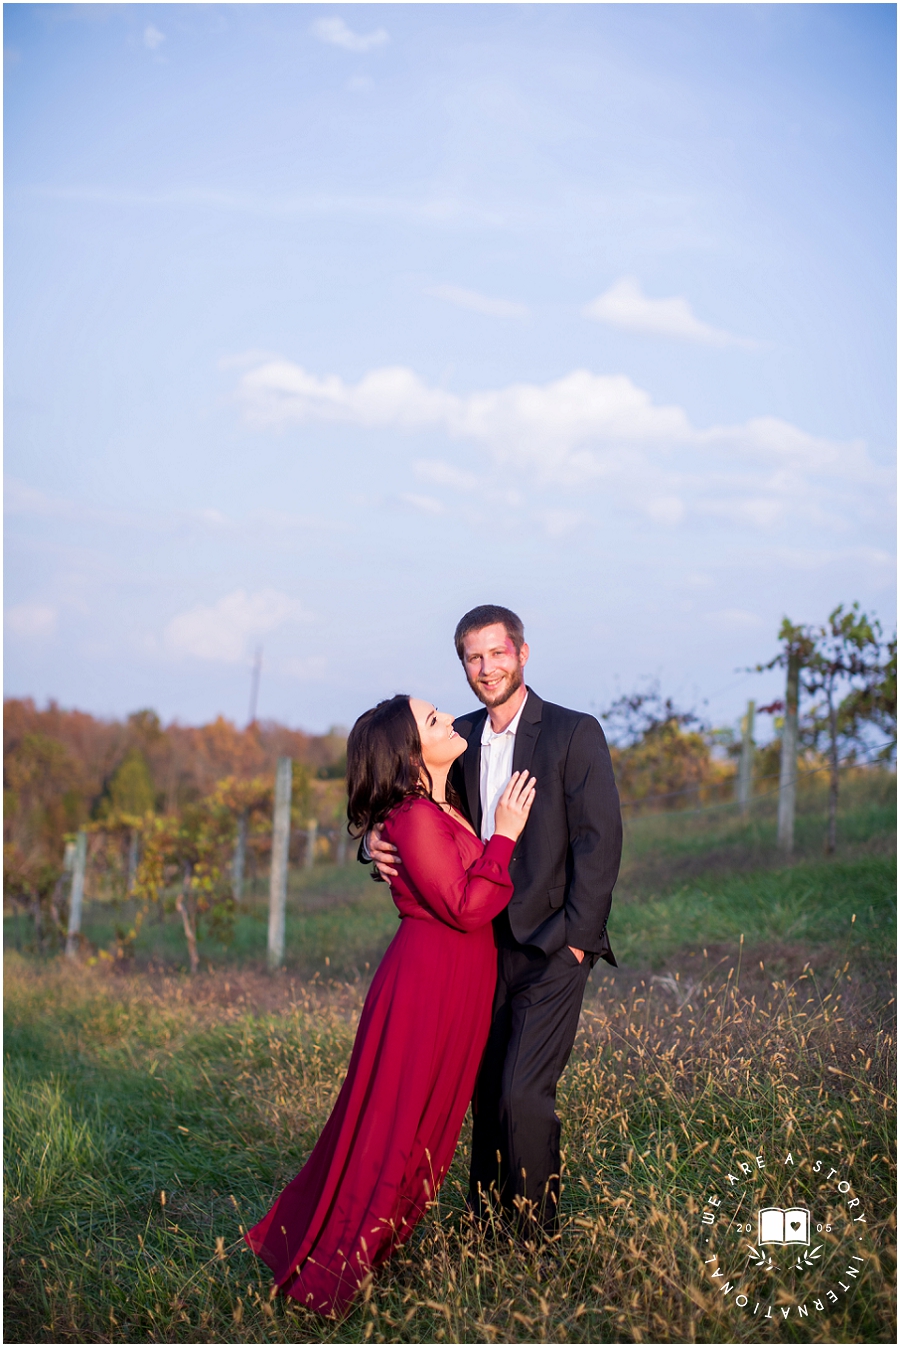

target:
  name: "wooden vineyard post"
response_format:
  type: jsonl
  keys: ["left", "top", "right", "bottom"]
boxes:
{"left": 65, "top": 829, "right": 88, "bottom": 958}
{"left": 126, "top": 829, "right": 139, "bottom": 895}
{"left": 268, "top": 758, "right": 292, "bottom": 971}
{"left": 777, "top": 654, "right": 800, "bottom": 855}
{"left": 305, "top": 819, "right": 318, "bottom": 871}
{"left": 737, "top": 699, "right": 755, "bottom": 817}
{"left": 336, "top": 825, "right": 348, "bottom": 866}
{"left": 232, "top": 809, "right": 247, "bottom": 903}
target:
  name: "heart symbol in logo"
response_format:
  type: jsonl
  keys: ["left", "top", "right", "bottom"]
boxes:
{"left": 790, "top": 1221, "right": 801, "bottom": 1231}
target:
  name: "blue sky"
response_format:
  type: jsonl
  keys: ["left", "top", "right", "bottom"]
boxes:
{"left": 4, "top": 2, "right": 896, "bottom": 736}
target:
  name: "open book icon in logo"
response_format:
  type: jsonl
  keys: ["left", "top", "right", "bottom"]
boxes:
{"left": 758, "top": 1207, "right": 811, "bottom": 1246}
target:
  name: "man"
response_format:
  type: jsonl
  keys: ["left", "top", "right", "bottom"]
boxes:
{"left": 368, "top": 604, "right": 622, "bottom": 1237}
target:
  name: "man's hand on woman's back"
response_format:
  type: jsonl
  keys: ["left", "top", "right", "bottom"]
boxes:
{"left": 368, "top": 823, "right": 400, "bottom": 880}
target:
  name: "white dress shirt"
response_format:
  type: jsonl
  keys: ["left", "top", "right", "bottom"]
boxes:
{"left": 479, "top": 692, "right": 528, "bottom": 841}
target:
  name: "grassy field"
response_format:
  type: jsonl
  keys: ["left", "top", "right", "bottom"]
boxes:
{"left": 4, "top": 775, "right": 896, "bottom": 1343}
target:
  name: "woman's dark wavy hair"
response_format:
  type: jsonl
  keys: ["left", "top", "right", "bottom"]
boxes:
{"left": 345, "top": 695, "right": 425, "bottom": 834}
{"left": 346, "top": 694, "right": 463, "bottom": 833}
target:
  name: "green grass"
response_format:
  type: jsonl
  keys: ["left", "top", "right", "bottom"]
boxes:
{"left": 85, "top": 887, "right": 398, "bottom": 980}
{"left": 611, "top": 854, "right": 895, "bottom": 965}
{"left": 617, "top": 771, "right": 896, "bottom": 891}
{"left": 4, "top": 774, "right": 896, "bottom": 1342}
{"left": 5, "top": 859, "right": 397, "bottom": 981}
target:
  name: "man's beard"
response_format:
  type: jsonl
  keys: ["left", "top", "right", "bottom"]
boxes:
{"left": 468, "top": 663, "right": 525, "bottom": 709}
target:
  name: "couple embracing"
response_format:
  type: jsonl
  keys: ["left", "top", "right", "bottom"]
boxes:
{"left": 246, "top": 605, "right": 623, "bottom": 1316}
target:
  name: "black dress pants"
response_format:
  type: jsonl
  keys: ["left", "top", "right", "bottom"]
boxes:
{"left": 468, "top": 915, "right": 592, "bottom": 1235}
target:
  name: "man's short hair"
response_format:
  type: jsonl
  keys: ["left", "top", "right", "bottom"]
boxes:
{"left": 454, "top": 605, "right": 525, "bottom": 661}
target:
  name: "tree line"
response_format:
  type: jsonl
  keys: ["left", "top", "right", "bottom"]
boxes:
{"left": 4, "top": 602, "right": 895, "bottom": 963}
{"left": 3, "top": 704, "right": 347, "bottom": 953}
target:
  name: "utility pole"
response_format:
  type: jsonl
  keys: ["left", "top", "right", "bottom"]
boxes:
{"left": 777, "top": 656, "right": 801, "bottom": 855}
{"left": 248, "top": 646, "right": 263, "bottom": 727}
{"left": 737, "top": 700, "right": 755, "bottom": 817}
{"left": 65, "top": 829, "right": 88, "bottom": 958}
{"left": 268, "top": 757, "right": 292, "bottom": 970}
{"left": 305, "top": 819, "right": 318, "bottom": 871}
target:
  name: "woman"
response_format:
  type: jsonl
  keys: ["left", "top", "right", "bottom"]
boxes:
{"left": 245, "top": 694, "right": 535, "bottom": 1317}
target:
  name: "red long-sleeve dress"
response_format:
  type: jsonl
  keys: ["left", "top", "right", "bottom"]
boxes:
{"left": 245, "top": 796, "right": 514, "bottom": 1316}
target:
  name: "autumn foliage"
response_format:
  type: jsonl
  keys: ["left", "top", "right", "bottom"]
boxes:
{"left": 3, "top": 700, "right": 346, "bottom": 947}
{"left": 601, "top": 686, "right": 736, "bottom": 810}
{"left": 5, "top": 601, "right": 894, "bottom": 961}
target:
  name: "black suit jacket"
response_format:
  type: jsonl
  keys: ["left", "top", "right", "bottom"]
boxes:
{"left": 449, "top": 688, "right": 621, "bottom": 966}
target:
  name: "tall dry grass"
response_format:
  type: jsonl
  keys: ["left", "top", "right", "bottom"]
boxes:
{"left": 4, "top": 947, "right": 895, "bottom": 1343}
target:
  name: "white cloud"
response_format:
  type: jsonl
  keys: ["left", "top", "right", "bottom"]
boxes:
{"left": 143, "top": 25, "right": 165, "bottom": 51}
{"left": 5, "top": 478, "right": 76, "bottom": 519}
{"left": 644, "top": 496, "right": 686, "bottom": 526}
{"left": 190, "top": 507, "right": 231, "bottom": 528}
{"left": 346, "top": 75, "right": 374, "bottom": 94}
{"left": 400, "top": 493, "right": 445, "bottom": 515}
{"left": 235, "top": 357, "right": 894, "bottom": 533}
{"left": 6, "top": 602, "right": 58, "bottom": 638}
{"left": 701, "top": 415, "right": 871, "bottom": 475}
{"left": 584, "top": 277, "right": 751, "bottom": 347}
{"left": 414, "top": 459, "right": 481, "bottom": 493}
{"left": 239, "top": 361, "right": 458, "bottom": 433}
{"left": 238, "top": 362, "right": 693, "bottom": 483}
{"left": 311, "top": 17, "right": 388, "bottom": 53}
{"left": 427, "top": 284, "right": 529, "bottom": 319}
{"left": 164, "top": 589, "right": 312, "bottom": 664}
{"left": 697, "top": 496, "right": 786, "bottom": 529}
{"left": 536, "top": 509, "right": 586, "bottom": 538}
